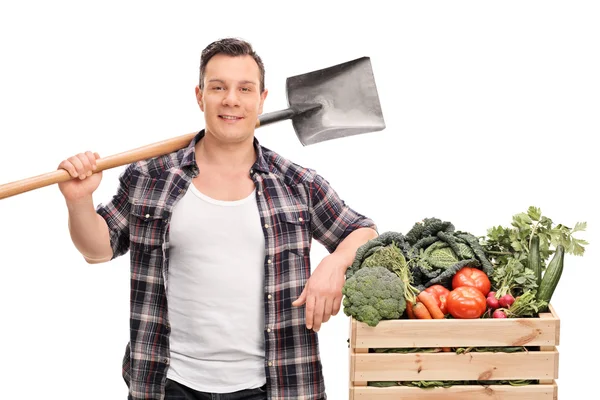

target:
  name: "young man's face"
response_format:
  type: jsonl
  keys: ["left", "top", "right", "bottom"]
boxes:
{"left": 196, "top": 54, "right": 268, "bottom": 145}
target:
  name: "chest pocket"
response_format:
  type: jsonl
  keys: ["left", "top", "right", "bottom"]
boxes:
{"left": 130, "top": 203, "right": 168, "bottom": 251}
{"left": 275, "top": 206, "right": 311, "bottom": 256}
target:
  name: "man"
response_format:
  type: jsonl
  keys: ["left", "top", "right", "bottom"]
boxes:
{"left": 58, "top": 38, "right": 378, "bottom": 400}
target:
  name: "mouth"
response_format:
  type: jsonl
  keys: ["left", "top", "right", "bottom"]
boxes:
{"left": 219, "top": 115, "right": 244, "bottom": 121}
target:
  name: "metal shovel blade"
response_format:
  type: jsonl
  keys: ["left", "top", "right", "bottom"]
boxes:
{"left": 285, "top": 56, "right": 386, "bottom": 146}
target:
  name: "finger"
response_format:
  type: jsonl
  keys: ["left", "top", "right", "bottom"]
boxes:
{"left": 58, "top": 160, "right": 78, "bottom": 178}
{"left": 68, "top": 155, "right": 86, "bottom": 179}
{"left": 305, "top": 295, "right": 316, "bottom": 330}
{"left": 312, "top": 298, "right": 326, "bottom": 332}
{"left": 292, "top": 287, "right": 307, "bottom": 307}
{"left": 331, "top": 296, "right": 342, "bottom": 316}
{"left": 322, "top": 298, "right": 333, "bottom": 324}
{"left": 76, "top": 153, "right": 94, "bottom": 177}
{"left": 85, "top": 151, "right": 98, "bottom": 171}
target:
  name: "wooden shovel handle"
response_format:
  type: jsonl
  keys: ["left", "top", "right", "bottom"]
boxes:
{"left": 0, "top": 131, "right": 198, "bottom": 200}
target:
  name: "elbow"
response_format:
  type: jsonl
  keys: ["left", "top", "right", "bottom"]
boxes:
{"left": 366, "top": 226, "right": 379, "bottom": 238}
{"left": 83, "top": 253, "right": 113, "bottom": 264}
{"left": 357, "top": 226, "right": 378, "bottom": 239}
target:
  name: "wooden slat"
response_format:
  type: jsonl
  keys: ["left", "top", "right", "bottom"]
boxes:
{"left": 540, "top": 306, "right": 560, "bottom": 346}
{"left": 352, "top": 350, "right": 559, "bottom": 381}
{"left": 352, "top": 307, "right": 559, "bottom": 349}
{"left": 349, "top": 317, "right": 367, "bottom": 400}
{"left": 538, "top": 310, "right": 560, "bottom": 384}
{"left": 351, "top": 348, "right": 368, "bottom": 387}
{"left": 350, "top": 381, "right": 558, "bottom": 400}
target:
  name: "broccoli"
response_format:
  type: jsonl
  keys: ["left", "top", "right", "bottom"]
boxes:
{"left": 342, "top": 266, "right": 406, "bottom": 327}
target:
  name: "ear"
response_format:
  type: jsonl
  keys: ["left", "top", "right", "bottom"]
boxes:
{"left": 195, "top": 85, "right": 204, "bottom": 111}
{"left": 258, "top": 88, "right": 268, "bottom": 115}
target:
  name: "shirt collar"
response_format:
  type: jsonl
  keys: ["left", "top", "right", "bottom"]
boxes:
{"left": 180, "top": 129, "right": 270, "bottom": 174}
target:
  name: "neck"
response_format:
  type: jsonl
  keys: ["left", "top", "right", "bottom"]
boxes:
{"left": 195, "top": 132, "right": 256, "bottom": 170}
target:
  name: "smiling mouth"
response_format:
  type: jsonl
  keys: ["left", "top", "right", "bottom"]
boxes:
{"left": 219, "top": 115, "right": 243, "bottom": 120}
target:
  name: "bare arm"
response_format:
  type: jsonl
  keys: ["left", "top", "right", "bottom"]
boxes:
{"left": 329, "top": 227, "right": 378, "bottom": 272}
{"left": 58, "top": 151, "right": 113, "bottom": 264}
{"left": 66, "top": 197, "right": 113, "bottom": 263}
{"left": 293, "top": 227, "right": 378, "bottom": 331}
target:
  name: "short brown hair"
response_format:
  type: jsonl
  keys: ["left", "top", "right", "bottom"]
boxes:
{"left": 199, "top": 37, "right": 265, "bottom": 93}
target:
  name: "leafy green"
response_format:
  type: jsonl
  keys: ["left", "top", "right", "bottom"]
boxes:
{"left": 491, "top": 258, "right": 538, "bottom": 298}
{"left": 404, "top": 218, "right": 493, "bottom": 290}
{"left": 502, "top": 291, "right": 548, "bottom": 318}
{"left": 483, "top": 206, "right": 588, "bottom": 273}
{"left": 455, "top": 346, "right": 526, "bottom": 354}
{"left": 362, "top": 242, "right": 406, "bottom": 274}
{"left": 346, "top": 231, "right": 410, "bottom": 279}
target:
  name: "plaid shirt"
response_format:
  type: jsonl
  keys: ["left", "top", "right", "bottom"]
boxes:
{"left": 96, "top": 130, "right": 376, "bottom": 400}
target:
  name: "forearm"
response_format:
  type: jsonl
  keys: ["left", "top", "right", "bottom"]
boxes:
{"left": 332, "top": 227, "right": 378, "bottom": 271}
{"left": 67, "top": 197, "right": 113, "bottom": 263}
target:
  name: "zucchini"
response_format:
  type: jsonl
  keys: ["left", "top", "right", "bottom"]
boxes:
{"left": 536, "top": 244, "right": 565, "bottom": 306}
{"left": 528, "top": 235, "right": 542, "bottom": 287}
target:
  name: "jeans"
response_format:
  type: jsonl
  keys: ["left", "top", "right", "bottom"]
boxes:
{"left": 164, "top": 379, "right": 268, "bottom": 400}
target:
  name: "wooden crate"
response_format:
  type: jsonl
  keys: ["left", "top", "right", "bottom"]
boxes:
{"left": 349, "top": 305, "right": 560, "bottom": 400}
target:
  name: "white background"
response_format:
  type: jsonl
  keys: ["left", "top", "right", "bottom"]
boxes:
{"left": 0, "top": 1, "right": 598, "bottom": 398}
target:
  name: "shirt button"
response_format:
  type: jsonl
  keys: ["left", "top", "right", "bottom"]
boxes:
{"left": 145, "top": 214, "right": 150, "bottom": 219}
{"left": 267, "top": 328, "right": 271, "bottom": 333}
{"left": 258, "top": 191, "right": 262, "bottom": 196}
{"left": 267, "top": 294, "right": 272, "bottom": 300}
{"left": 267, "top": 259, "right": 272, "bottom": 264}
{"left": 298, "top": 217, "right": 303, "bottom": 222}
{"left": 250, "top": 169, "right": 254, "bottom": 174}
{"left": 268, "top": 361, "right": 273, "bottom": 367}
{"left": 264, "top": 224, "right": 270, "bottom": 229}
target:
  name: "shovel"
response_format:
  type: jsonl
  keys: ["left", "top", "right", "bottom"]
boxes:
{"left": 0, "top": 56, "right": 385, "bottom": 200}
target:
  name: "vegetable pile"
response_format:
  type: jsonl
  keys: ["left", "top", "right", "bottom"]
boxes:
{"left": 344, "top": 206, "right": 588, "bottom": 389}
{"left": 343, "top": 206, "right": 588, "bottom": 326}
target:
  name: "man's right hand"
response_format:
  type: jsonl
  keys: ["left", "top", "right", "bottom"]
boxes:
{"left": 57, "top": 151, "right": 113, "bottom": 263}
{"left": 58, "top": 151, "right": 102, "bottom": 202}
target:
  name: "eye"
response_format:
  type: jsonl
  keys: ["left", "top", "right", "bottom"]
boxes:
{"left": 240, "top": 87, "right": 251, "bottom": 92}
{"left": 211, "top": 86, "right": 225, "bottom": 91}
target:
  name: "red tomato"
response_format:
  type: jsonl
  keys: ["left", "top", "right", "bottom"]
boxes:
{"left": 424, "top": 284, "right": 450, "bottom": 314}
{"left": 447, "top": 286, "right": 487, "bottom": 319}
{"left": 452, "top": 267, "right": 491, "bottom": 296}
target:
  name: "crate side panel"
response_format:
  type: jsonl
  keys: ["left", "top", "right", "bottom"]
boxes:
{"left": 352, "top": 351, "right": 559, "bottom": 381}
{"left": 353, "top": 317, "right": 559, "bottom": 348}
{"left": 350, "top": 382, "right": 557, "bottom": 400}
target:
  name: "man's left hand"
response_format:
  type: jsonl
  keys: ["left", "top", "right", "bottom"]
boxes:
{"left": 291, "top": 253, "right": 347, "bottom": 332}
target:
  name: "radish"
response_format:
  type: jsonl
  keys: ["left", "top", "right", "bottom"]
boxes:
{"left": 486, "top": 296, "right": 500, "bottom": 309}
{"left": 498, "top": 294, "right": 515, "bottom": 308}
{"left": 493, "top": 310, "right": 507, "bottom": 318}
{"left": 487, "top": 291, "right": 496, "bottom": 298}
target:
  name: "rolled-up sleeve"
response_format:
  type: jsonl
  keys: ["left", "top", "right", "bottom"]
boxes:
{"left": 95, "top": 165, "right": 133, "bottom": 260}
{"left": 309, "top": 173, "right": 377, "bottom": 253}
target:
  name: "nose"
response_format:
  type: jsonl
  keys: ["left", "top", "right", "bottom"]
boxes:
{"left": 222, "top": 88, "right": 241, "bottom": 107}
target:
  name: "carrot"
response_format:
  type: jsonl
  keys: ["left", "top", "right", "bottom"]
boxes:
{"left": 406, "top": 301, "right": 416, "bottom": 319}
{"left": 412, "top": 301, "right": 432, "bottom": 319}
{"left": 417, "top": 291, "right": 446, "bottom": 319}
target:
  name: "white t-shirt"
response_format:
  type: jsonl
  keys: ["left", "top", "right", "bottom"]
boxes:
{"left": 166, "top": 183, "right": 266, "bottom": 393}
